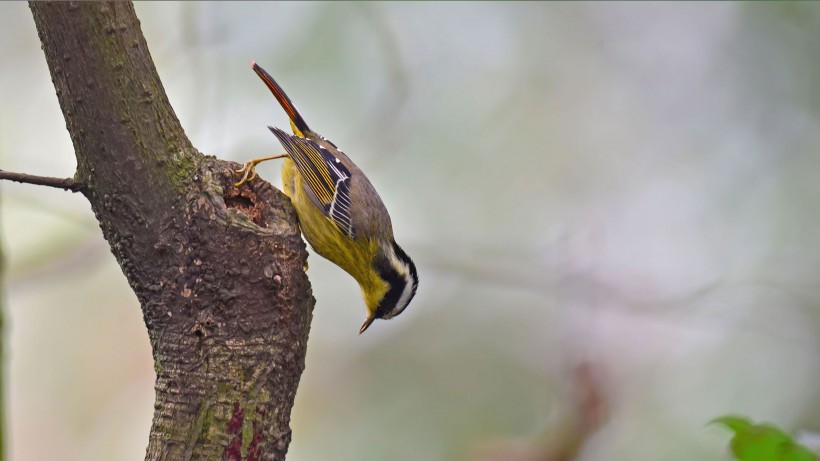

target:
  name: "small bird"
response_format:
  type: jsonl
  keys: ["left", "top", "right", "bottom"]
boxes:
{"left": 235, "top": 62, "right": 418, "bottom": 333}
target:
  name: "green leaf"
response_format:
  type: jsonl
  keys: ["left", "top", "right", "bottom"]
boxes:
{"left": 711, "top": 415, "right": 818, "bottom": 461}
{"left": 712, "top": 415, "right": 754, "bottom": 434}
{"left": 783, "top": 445, "right": 817, "bottom": 461}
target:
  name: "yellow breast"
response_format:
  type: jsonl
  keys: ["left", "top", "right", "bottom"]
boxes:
{"left": 281, "top": 158, "right": 389, "bottom": 311}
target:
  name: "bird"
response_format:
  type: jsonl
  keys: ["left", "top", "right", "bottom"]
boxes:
{"left": 235, "top": 61, "right": 418, "bottom": 334}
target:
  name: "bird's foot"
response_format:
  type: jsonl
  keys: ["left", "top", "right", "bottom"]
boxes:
{"left": 233, "top": 154, "right": 287, "bottom": 187}
{"left": 233, "top": 161, "right": 260, "bottom": 187}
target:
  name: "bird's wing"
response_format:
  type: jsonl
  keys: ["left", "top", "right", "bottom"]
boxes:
{"left": 269, "top": 127, "right": 356, "bottom": 239}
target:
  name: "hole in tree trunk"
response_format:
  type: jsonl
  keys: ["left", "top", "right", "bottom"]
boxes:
{"left": 225, "top": 195, "right": 253, "bottom": 209}
{"left": 224, "top": 189, "right": 266, "bottom": 227}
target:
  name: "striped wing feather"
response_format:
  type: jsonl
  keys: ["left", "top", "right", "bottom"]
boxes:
{"left": 269, "top": 127, "right": 356, "bottom": 239}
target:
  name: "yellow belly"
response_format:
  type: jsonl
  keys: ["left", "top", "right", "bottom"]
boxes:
{"left": 281, "top": 158, "right": 388, "bottom": 311}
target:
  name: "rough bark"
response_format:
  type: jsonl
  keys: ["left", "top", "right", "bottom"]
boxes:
{"left": 28, "top": 3, "right": 314, "bottom": 460}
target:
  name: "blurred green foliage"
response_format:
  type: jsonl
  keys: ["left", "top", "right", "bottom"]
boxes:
{"left": 713, "top": 416, "right": 818, "bottom": 461}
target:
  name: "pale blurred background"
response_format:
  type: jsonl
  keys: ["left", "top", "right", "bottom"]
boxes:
{"left": 1, "top": 2, "right": 819, "bottom": 460}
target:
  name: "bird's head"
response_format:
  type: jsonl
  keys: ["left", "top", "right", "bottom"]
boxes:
{"left": 359, "top": 240, "right": 418, "bottom": 334}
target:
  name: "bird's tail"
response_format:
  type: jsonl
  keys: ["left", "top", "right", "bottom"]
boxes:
{"left": 251, "top": 61, "right": 311, "bottom": 137}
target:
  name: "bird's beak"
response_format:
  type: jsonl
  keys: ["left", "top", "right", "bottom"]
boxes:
{"left": 359, "top": 315, "right": 376, "bottom": 335}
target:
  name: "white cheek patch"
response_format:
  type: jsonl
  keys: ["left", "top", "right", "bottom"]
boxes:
{"left": 392, "top": 272, "right": 416, "bottom": 317}
{"left": 387, "top": 247, "right": 417, "bottom": 318}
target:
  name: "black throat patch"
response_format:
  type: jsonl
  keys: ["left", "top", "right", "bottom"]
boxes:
{"left": 373, "top": 241, "right": 419, "bottom": 320}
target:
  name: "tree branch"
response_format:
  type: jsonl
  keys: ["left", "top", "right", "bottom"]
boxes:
{"left": 28, "top": 2, "right": 314, "bottom": 460}
{"left": 0, "top": 169, "right": 82, "bottom": 192}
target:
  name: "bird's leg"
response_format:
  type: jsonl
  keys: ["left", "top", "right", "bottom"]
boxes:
{"left": 234, "top": 154, "right": 288, "bottom": 186}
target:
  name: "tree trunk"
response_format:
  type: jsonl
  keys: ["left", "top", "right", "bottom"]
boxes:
{"left": 28, "top": 2, "right": 314, "bottom": 460}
